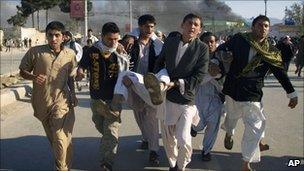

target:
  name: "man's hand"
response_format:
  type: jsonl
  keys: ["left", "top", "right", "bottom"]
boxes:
{"left": 76, "top": 68, "right": 85, "bottom": 81}
{"left": 34, "top": 74, "right": 47, "bottom": 85}
{"left": 70, "top": 94, "right": 78, "bottom": 107}
{"left": 288, "top": 97, "right": 298, "bottom": 109}
{"left": 209, "top": 63, "right": 221, "bottom": 77}
{"left": 166, "top": 82, "right": 175, "bottom": 90}
{"left": 122, "top": 76, "right": 132, "bottom": 88}
{"left": 117, "top": 43, "right": 127, "bottom": 54}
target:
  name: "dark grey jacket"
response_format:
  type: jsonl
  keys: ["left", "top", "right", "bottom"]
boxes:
{"left": 154, "top": 37, "right": 209, "bottom": 105}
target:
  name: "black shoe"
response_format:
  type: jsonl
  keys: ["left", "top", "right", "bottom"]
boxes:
{"left": 224, "top": 133, "right": 233, "bottom": 150}
{"left": 100, "top": 162, "right": 112, "bottom": 171}
{"left": 201, "top": 150, "right": 211, "bottom": 161}
{"left": 140, "top": 140, "right": 149, "bottom": 150}
{"left": 169, "top": 164, "right": 178, "bottom": 171}
{"left": 190, "top": 127, "right": 197, "bottom": 137}
{"left": 149, "top": 150, "right": 160, "bottom": 166}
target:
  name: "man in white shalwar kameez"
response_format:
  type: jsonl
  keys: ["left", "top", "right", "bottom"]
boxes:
{"left": 217, "top": 15, "right": 298, "bottom": 171}
{"left": 150, "top": 14, "right": 209, "bottom": 171}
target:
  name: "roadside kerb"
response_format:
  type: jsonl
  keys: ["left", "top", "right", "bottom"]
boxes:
{"left": 0, "top": 82, "right": 32, "bottom": 108}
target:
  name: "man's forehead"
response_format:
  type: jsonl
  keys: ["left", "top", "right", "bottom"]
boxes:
{"left": 47, "top": 29, "right": 62, "bottom": 34}
{"left": 141, "top": 22, "right": 155, "bottom": 27}
{"left": 255, "top": 20, "right": 269, "bottom": 25}
{"left": 185, "top": 18, "right": 201, "bottom": 23}
{"left": 104, "top": 32, "right": 120, "bottom": 38}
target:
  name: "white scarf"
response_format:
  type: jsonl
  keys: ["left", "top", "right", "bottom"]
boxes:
{"left": 94, "top": 40, "right": 117, "bottom": 53}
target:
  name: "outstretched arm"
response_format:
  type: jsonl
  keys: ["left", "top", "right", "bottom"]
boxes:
{"left": 269, "top": 64, "right": 298, "bottom": 108}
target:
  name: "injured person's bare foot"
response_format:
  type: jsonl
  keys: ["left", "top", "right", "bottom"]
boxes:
{"left": 259, "top": 142, "right": 270, "bottom": 152}
{"left": 122, "top": 75, "right": 133, "bottom": 88}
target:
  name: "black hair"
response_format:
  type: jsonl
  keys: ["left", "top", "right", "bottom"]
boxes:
{"left": 138, "top": 14, "right": 156, "bottom": 26}
{"left": 252, "top": 15, "right": 270, "bottom": 27}
{"left": 121, "top": 34, "right": 135, "bottom": 42}
{"left": 199, "top": 32, "right": 217, "bottom": 42}
{"left": 88, "top": 29, "right": 93, "bottom": 32}
{"left": 182, "top": 13, "right": 203, "bottom": 28}
{"left": 46, "top": 21, "right": 65, "bottom": 33}
{"left": 64, "top": 31, "right": 73, "bottom": 38}
{"left": 167, "top": 31, "right": 182, "bottom": 38}
{"left": 102, "top": 22, "right": 120, "bottom": 35}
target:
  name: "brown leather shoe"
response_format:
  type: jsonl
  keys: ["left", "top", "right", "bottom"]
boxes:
{"left": 259, "top": 142, "right": 270, "bottom": 152}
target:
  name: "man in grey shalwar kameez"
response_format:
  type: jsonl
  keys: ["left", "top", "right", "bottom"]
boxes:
{"left": 192, "top": 32, "right": 227, "bottom": 161}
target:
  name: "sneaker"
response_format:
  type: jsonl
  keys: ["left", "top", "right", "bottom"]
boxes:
{"left": 100, "top": 162, "right": 112, "bottom": 171}
{"left": 140, "top": 140, "right": 149, "bottom": 149}
{"left": 144, "top": 72, "right": 164, "bottom": 105}
{"left": 149, "top": 151, "right": 160, "bottom": 166}
{"left": 190, "top": 127, "right": 197, "bottom": 137}
{"left": 201, "top": 150, "right": 211, "bottom": 161}
{"left": 259, "top": 142, "right": 270, "bottom": 152}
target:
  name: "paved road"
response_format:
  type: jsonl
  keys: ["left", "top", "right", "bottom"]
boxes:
{"left": 1, "top": 68, "right": 303, "bottom": 170}
{"left": 0, "top": 48, "right": 27, "bottom": 75}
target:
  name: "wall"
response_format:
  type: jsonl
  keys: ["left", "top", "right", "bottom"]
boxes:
{"left": 20, "top": 27, "right": 46, "bottom": 45}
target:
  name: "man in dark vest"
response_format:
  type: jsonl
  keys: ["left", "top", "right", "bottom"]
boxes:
{"left": 126, "top": 14, "right": 164, "bottom": 165}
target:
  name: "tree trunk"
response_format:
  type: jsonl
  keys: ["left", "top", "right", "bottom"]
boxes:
{"left": 37, "top": 10, "right": 40, "bottom": 31}
{"left": 31, "top": 13, "right": 35, "bottom": 28}
{"left": 302, "top": 4, "right": 304, "bottom": 25}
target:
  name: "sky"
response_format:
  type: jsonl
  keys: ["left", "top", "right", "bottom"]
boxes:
{"left": 222, "top": 0, "right": 303, "bottom": 20}
{"left": 1, "top": 0, "right": 303, "bottom": 28}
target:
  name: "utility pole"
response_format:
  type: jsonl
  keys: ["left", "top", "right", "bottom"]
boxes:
{"left": 84, "top": 0, "right": 88, "bottom": 40}
{"left": 264, "top": 0, "right": 267, "bottom": 16}
{"left": 129, "top": 0, "right": 133, "bottom": 31}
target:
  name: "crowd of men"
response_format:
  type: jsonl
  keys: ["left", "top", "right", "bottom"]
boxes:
{"left": 18, "top": 13, "right": 300, "bottom": 171}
